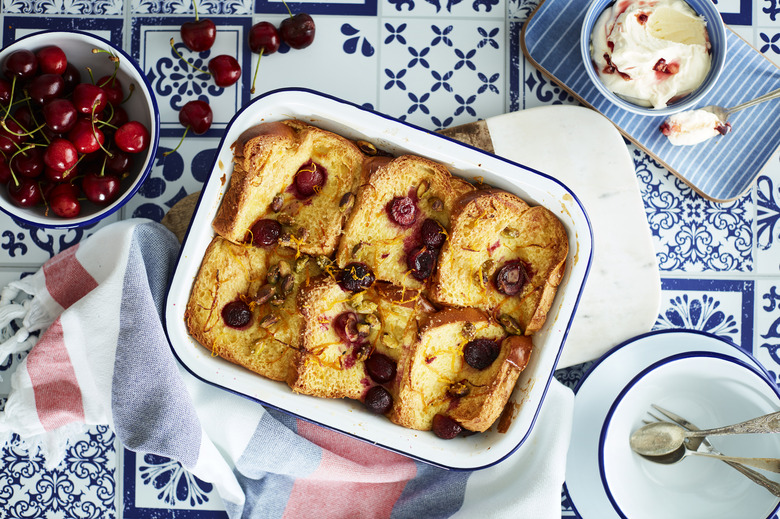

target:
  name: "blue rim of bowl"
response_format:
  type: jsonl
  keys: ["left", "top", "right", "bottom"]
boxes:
{"left": 597, "top": 350, "right": 780, "bottom": 519}
{"left": 579, "top": 0, "right": 728, "bottom": 117}
{"left": 0, "top": 29, "right": 160, "bottom": 229}
{"left": 162, "top": 86, "right": 594, "bottom": 472}
{"left": 563, "top": 329, "right": 768, "bottom": 519}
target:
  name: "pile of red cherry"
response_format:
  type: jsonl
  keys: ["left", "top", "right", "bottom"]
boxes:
{"left": 172, "top": 2, "right": 316, "bottom": 141}
{"left": 0, "top": 45, "right": 151, "bottom": 219}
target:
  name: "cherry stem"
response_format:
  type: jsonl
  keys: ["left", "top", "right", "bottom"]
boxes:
{"left": 2, "top": 77, "right": 16, "bottom": 121}
{"left": 63, "top": 154, "right": 86, "bottom": 180}
{"left": 8, "top": 144, "right": 36, "bottom": 187}
{"left": 281, "top": 0, "right": 293, "bottom": 17}
{"left": 169, "top": 39, "right": 211, "bottom": 75}
{"left": 250, "top": 49, "right": 264, "bottom": 95}
{"left": 122, "top": 83, "right": 135, "bottom": 104}
{"left": 192, "top": 0, "right": 200, "bottom": 22}
{"left": 163, "top": 126, "right": 191, "bottom": 157}
{"left": 91, "top": 101, "right": 113, "bottom": 157}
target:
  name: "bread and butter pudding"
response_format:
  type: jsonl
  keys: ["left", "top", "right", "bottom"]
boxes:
{"left": 184, "top": 119, "right": 569, "bottom": 439}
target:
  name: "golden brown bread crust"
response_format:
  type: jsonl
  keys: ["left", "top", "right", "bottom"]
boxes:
{"left": 212, "top": 120, "right": 365, "bottom": 256}
{"left": 431, "top": 188, "right": 568, "bottom": 335}
{"left": 390, "top": 307, "right": 534, "bottom": 432}
{"left": 336, "top": 154, "right": 475, "bottom": 290}
{"left": 187, "top": 121, "right": 569, "bottom": 437}
{"left": 184, "top": 236, "right": 319, "bottom": 382}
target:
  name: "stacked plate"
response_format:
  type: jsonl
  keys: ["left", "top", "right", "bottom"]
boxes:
{"left": 566, "top": 329, "right": 780, "bottom": 519}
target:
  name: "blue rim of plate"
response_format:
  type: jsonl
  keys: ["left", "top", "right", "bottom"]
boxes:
{"left": 597, "top": 349, "right": 780, "bottom": 519}
{"left": 563, "top": 328, "right": 771, "bottom": 519}
{"left": 0, "top": 30, "right": 160, "bottom": 229}
{"left": 163, "top": 86, "right": 594, "bottom": 472}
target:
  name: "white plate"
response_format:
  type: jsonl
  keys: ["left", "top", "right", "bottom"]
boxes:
{"left": 601, "top": 351, "right": 780, "bottom": 519}
{"left": 565, "top": 329, "right": 778, "bottom": 517}
{"left": 164, "top": 88, "right": 592, "bottom": 470}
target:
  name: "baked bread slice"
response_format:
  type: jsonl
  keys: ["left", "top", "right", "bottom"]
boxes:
{"left": 431, "top": 189, "right": 568, "bottom": 335}
{"left": 185, "top": 235, "right": 321, "bottom": 382}
{"left": 212, "top": 119, "right": 365, "bottom": 256}
{"left": 336, "top": 155, "right": 474, "bottom": 290}
{"left": 390, "top": 307, "right": 533, "bottom": 432}
{"left": 289, "top": 277, "right": 433, "bottom": 404}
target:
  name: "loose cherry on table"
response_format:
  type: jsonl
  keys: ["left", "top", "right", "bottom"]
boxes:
{"left": 248, "top": 21, "right": 281, "bottom": 94}
{"left": 207, "top": 54, "right": 241, "bottom": 88}
{"left": 280, "top": 13, "right": 316, "bottom": 49}
{"left": 163, "top": 99, "right": 213, "bottom": 157}
{"left": 180, "top": 0, "right": 216, "bottom": 52}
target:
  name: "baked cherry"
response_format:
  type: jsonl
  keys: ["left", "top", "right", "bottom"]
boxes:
{"left": 388, "top": 196, "right": 417, "bottom": 226}
{"left": 463, "top": 338, "right": 500, "bottom": 370}
{"left": 421, "top": 218, "right": 446, "bottom": 249}
{"left": 364, "top": 386, "right": 393, "bottom": 414}
{"left": 365, "top": 353, "right": 396, "bottom": 384}
{"left": 2, "top": 49, "right": 37, "bottom": 79}
{"left": 494, "top": 260, "right": 528, "bottom": 296}
{"left": 42, "top": 98, "right": 78, "bottom": 133}
{"left": 293, "top": 160, "right": 326, "bottom": 198}
{"left": 35, "top": 46, "right": 67, "bottom": 75}
{"left": 81, "top": 170, "right": 121, "bottom": 205}
{"left": 407, "top": 245, "right": 437, "bottom": 281}
{"left": 8, "top": 177, "right": 43, "bottom": 207}
{"left": 249, "top": 218, "right": 282, "bottom": 247}
{"left": 280, "top": 13, "right": 316, "bottom": 50}
{"left": 432, "top": 414, "right": 463, "bottom": 439}
{"left": 43, "top": 138, "right": 78, "bottom": 172}
{"left": 334, "top": 311, "right": 360, "bottom": 344}
{"left": 208, "top": 55, "right": 241, "bottom": 88}
{"left": 338, "top": 262, "right": 375, "bottom": 293}
{"left": 48, "top": 182, "right": 81, "bottom": 218}
{"left": 114, "top": 121, "right": 150, "bottom": 153}
{"left": 221, "top": 300, "right": 252, "bottom": 329}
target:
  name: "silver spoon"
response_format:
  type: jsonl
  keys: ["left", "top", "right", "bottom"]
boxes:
{"left": 701, "top": 86, "right": 780, "bottom": 123}
{"left": 640, "top": 441, "right": 780, "bottom": 473}
{"left": 630, "top": 411, "right": 780, "bottom": 456}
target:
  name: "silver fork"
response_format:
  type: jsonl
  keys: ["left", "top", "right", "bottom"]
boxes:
{"left": 651, "top": 404, "right": 780, "bottom": 498}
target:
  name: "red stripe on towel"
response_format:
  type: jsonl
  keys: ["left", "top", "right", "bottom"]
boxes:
{"left": 26, "top": 318, "right": 85, "bottom": 431}
{"left": 43, "top": 244, "right": 98, "bottom": 309}
{"left": 283, "top": 420, "right": 417, "bottom": 519}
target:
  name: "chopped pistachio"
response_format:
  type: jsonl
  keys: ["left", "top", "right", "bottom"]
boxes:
{"left": 461, "top": 322, "right": 476, "bottom": 339}
{"left": 499, "top": 314, "right": 523, "bottom": 335}
{"left": 270, "top": 194, "right": 284, "bottom": 212}
{"left": 447, "top": 380, "right": 470, "bottom": 398}
{"left": 416, "top": 180, "right": 430, "bottom": 199}
{"left": 357, "top": 140, "right": 377, "bottom": 156}
{"left": 259, "top": 313, "right": 279, "bottom": 328}
{"left": 339, "top": 192, "right": 355, "bottom": 213}
{"left": 501, "top": 226, "right": 520, "bottom": 238}
{"left": 254, "top": 284, "right": 276, "bottom": 305}
{"left": 430, "top": 197, "right": 444, "bottom": 212}
{"left": 355, "top": 300, "right": 378, "bottom": 314}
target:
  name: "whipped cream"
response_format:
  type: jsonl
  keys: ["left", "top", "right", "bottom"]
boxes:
{"left": 660, "top": 109, "right": 731, "bottom": 145}
{"left": 590, "top": 0, "right": 712, "bottom": 109}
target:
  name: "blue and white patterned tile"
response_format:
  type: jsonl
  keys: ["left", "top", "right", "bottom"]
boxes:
{"left": 122, "top": 450, "right": 227, "bottom": 518}
{"left": 634, "top": 145, "right": 754, "bottom": 273}
{"left": 246, "top": 15, "right": 381, "bottom": 108}
{"left": 381, "top": 0, "right": 504, "bottom": 17}
{"left": 131, "top": 16, "right": 252, "bottom": 138}
{"left": 131, "top": 0, "right": 253, "bottom": 15}
{"left": 3, "top": 0, "right": 123, "bottom": 15}
{"left": 754, "top": 278, "right": 780, "bottom": 386}
{"left": 377, "top": 18, "right": 506, "bottom": 129}
{"left": 755, "top": 158, "right": 780, "bottom": 274}
{"left": 0, "top": 427, "right": 118, "bottom": 519}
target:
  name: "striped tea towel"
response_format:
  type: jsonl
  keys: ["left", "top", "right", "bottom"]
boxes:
{"left": 0, "top": 219, "right": 574, "bottom": 519}
{"left": 523, "top": 0, "right": 780, "bottom": 202}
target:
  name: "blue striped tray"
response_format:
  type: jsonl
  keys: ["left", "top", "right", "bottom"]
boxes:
{"left": 521, "top": 0, "right": 780, "bottom": 202}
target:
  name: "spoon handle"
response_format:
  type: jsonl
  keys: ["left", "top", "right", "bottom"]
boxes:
{"left": 693, "top": 451, "right": 780, "bottom": 473}
{"left": 727, "top": 86, "right": 780, "bottom": 115}
{"left": 725, "top": 461, "right": 780, "bottom": 497}
{"left": 690, "top": 411, "right": 780, "bottom": 437}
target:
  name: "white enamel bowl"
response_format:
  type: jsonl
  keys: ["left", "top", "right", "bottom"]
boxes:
{"left": 600, "top": 350, "right": 780, "bottom": 519}
{"left": 0, "top": 30, "right": 159, "bottom": 228}
{"left": 164, "top": 88, "right": 593, "bottom": 470}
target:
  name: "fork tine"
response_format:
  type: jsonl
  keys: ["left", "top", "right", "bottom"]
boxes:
{"left": 651, "top": 404, "right": 700, "bottom": 431}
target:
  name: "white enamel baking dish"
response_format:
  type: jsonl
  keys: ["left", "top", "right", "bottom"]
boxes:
{"left": 164, "top": 88, "right": 593, "bottom": 470}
